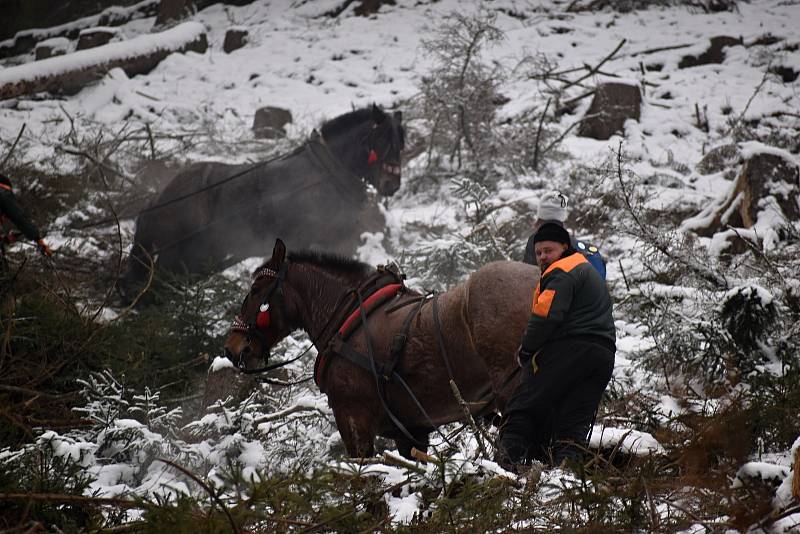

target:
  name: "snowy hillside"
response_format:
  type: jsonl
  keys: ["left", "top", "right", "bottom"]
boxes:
{"left": 1, "top": 0, "right": 799, "bottom": 530}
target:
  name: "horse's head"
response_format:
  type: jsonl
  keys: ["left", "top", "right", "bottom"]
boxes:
{"left": 223, "top": 239, "right": 293, "bottom": 372}
{"left": 364, "top": 104, "right": 405, "bottom": 196}
{"left": 323, "top": 104, "right": 405, "bottom": 197}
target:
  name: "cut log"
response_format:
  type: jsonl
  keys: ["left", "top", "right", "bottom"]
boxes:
{"left": 0, "top": 22, "right": 207, "bottom": 101}
{"left": 0, "top": 0, "right": 160, "bottom": 59}
{"left": 578, "top": 81, "right": 642, "bottom": 140}
{"left": 76, "top": 27, "right": 120, "bottom": 51}
{"left": 679, "top": 36, "right": 743, "bottom": 69}
{"left": 253, "top": 106, "right": 293, "bottom": 139}
{"left": 684, "top": 143, "right": 800, "bottom": 253}
{"left": 35, "top": 37, "right": 70, "bottom": 61}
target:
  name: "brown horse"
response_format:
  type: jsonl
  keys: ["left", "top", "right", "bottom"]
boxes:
{"left": 223, "top": 239, "right": 539, "bottom": 458}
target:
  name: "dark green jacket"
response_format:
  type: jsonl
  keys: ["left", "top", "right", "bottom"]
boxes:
{"left": 0, "top": 186, "right": 42, "bottom": 242}
{"left": 521, "top": 251, "right": 615, "bottom": 355}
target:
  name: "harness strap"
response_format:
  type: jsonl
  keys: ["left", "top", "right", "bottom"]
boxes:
{"left": 383, "top": 294, "right": 429, "bottom": 382}
{"left": 330, "top": 336, "right": 453, "bottom": 448}
{"left": 431, "top": 294, "right": 456, "bottom": 381}
{"left": 354, "top": 288, "right": 422, "bottom": 447}
{"left": 338, "top": 283, "right": 402, "bottom": 339}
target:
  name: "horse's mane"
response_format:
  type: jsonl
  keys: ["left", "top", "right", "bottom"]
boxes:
{"left": 287, "top": 249, "right": 372, "bottom": 277}
{"left": 320, "top": 107, "right": 374, "bottom": 139}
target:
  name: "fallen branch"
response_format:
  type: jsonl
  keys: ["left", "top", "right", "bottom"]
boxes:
{"left": 0, "top": 122, "right": 26, "bottom": 169}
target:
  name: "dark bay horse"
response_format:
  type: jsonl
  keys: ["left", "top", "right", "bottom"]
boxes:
{"left": 119, "top": 104, "right": 405, "bottom": 301}
{"left": 223, "top": 239, "right": 539, "bottom": 458}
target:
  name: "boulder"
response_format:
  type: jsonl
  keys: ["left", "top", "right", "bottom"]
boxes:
{"left": 578, "top": 82, "right": 642, "bottom": 140}
{"left": 223, "top": 28, "right": 248, "bottom": 53}
{"left": 252, "top": 106, "right": 293, "bottom": 139}
{"left": 679, "top": 36, "right": 743, "bottom": 69}
{"left": 76, "top": 27, "right": 119, "bottom": 50}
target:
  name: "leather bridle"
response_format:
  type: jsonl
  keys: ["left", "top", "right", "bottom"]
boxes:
{"left": 228, "top": 261, "right": 308, "bottom": 374}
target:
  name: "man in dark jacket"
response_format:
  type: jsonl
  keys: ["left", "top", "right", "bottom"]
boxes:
{"left": 499, "top": 222, "right": 615, "bottom": 470}
{"left": 0, "top": 174, "right": 51, "bottom": 258}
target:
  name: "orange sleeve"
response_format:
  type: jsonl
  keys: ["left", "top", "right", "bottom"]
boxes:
{"left": 532, "top": 289, "right": 556, "bottom": 317}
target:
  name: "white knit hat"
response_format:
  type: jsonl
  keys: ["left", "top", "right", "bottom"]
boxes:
{"left": 537, "top": 191, "right": 569, "bottom": 222}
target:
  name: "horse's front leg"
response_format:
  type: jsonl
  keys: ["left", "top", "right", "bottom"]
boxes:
{"left": 332, "top": 402, "right": 377, "bottom": 458}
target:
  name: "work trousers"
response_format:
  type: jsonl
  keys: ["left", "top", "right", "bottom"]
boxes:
{"left": 499, "top": 335, "right": 615, "bottom": 466}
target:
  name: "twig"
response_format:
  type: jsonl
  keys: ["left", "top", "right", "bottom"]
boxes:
{"left": 532, "top": 98, "right": 551, "bottom": 173}
{"left": 0, "top": 493, "right": 146, "bottom": 509}
{"left": 88, "top": 204, "right": 124, "bottom": 324}
{"left": 252, "top": 403, "right": 329, "bottom": 425}
{"left": 561, "top": 39, "right": 627, "bottom": 93}
{"left": 0, "top": 122, "right": 26, "bottom": 169}
{"left": 449, "top": 379, "right": 489, "bottom": 458}
{"left": 554, "top": 89, "right": 595, "bottom": 116}
{"left": 154, "top": 458, "right": 239, "bottom": 534}
{"left": 629, "top": 43, "right": 693, "bottom": 57}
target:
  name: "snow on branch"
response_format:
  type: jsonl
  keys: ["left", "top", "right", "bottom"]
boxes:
{"left": 0, "top": 21, "right": 207, "bottom": 101}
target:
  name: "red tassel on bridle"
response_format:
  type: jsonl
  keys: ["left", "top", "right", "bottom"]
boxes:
{"left": 256, "top": 303, "right": 271, "bottom": 329}
{"left": 368, "top": 149, "right": 378, "bottom": 166}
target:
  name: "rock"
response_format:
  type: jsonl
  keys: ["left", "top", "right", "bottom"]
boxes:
{"left": 253, "top": 106, "right": 293, "bottom": 139}
{"left": 696, "top": 144, "right": 740, "bottom": 175}
{"left": 155, "top": 0, "right": 193, "bottom": 27}
{"left": 223, "top": 28, "right": 248, "bottom": 53}
{"left": 354, "top": 0, "right": 397, "bottom": 16}
{"left": 770, "top": 66, "right": 799, "bottom": 83}
{"left": 34, "top": 37, "right": 70, "bottom": 60}
{"left": 578, "top": 82, "right": 642, "bottom": 140}
{"left": 679, "top": 36, "right": 743, "bottom": 68}
{"left": 76, "top": 27, "right": 119, "bottom": 50}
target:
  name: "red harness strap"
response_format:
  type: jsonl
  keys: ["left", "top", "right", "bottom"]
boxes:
{"left": 338, "top": 283, "right": 403, "bottom": 338}
{"left": 314, "top": 283, "right": 403, "bottom": 387}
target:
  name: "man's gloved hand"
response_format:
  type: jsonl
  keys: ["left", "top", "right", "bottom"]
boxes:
{"left": 36, "top": 238, "right": 52, "bottom": 257}
{"left": 516, "top": 345, "right": 533, "bottom": 367}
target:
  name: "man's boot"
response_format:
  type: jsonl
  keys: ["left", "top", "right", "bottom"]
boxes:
{"left": 495, "top": 434, "right": 528, "bottom": 474}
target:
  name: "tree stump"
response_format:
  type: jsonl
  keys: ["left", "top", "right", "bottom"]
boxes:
{"left": 578, "top": 82, "right": 642, "bottom": 140}
{"left": 685, "top": 144, "right": 800, "bottom": 253}
{"left": 253, "top": 106, "right": 293, "bottom": 139}
{"left": 679, "top": 36, "right": 743, "bottom": 68}
{"left": 203, "top": 366, "right": 257, "bottom": 408}
{"left": 223, "top": 27, "right": 248, "bottom": 53}
{"left": 76, "top": 27, "right": 119, "bottom": 50}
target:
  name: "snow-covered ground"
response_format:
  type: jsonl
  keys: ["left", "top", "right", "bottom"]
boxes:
{"left": 1, "top": 0, "right": 799, "bottom": 529}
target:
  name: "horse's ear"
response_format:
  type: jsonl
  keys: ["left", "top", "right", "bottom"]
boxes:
{"left": 393, "top": 110, "right": 402, "bottom": 124}
{"left": 371, "top": 103, "right": 386, "bottom": 124}
{"left": 272, "top": 239, "right": 286, "bottom": 264}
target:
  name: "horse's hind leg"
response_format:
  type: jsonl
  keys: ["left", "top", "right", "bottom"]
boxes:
{"left": 394, "top": 428, "right": 431, "bottom": 461}
{"left": 333, "top": 403, "right": 377, "bottom": 458}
